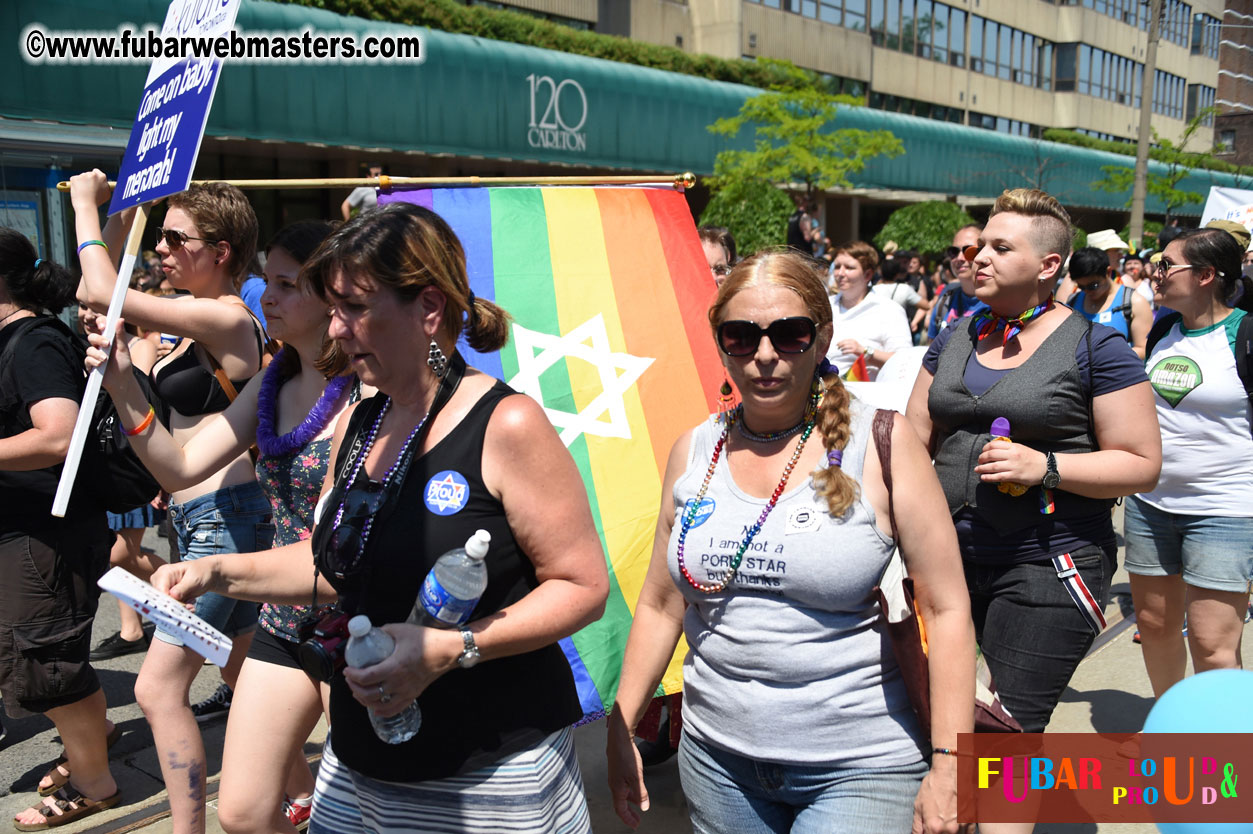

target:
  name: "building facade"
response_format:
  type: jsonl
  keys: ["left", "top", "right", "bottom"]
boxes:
{"left": 1215, "top": 0, "right": 1253, "bottom": 166}
{"left": 492, "top": 0, "right": 1223, "bottom": 147}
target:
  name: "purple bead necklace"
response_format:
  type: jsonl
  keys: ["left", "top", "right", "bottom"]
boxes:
{"left": 330, "top": 397, "right": 430, "bottom": 557}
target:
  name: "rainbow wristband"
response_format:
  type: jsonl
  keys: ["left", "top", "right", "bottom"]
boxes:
{"left": 122, "top": 405, "right": 155, "bottom": 437}
{"left": 933, "top": 747, "right": 959, "bottom": 758}
{"left": 77, "top": 240, "right": 108, "bottom": 255}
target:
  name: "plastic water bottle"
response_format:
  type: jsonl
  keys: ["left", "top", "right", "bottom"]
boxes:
{"left": 344, "top": 615, "right": 421, "bottom": 744}
{"left": 411, "top": 530, "right": 491, "bottom": 628}
{"left": 990, "top": 417, "right": 1029, "bottom": 497}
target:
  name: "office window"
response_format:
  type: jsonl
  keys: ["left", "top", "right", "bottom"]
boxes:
{"left": 1218, "top": 130, "right": 1236, "bottom": 154}
{"left": 845, "top": 0, "right": 867, "bottom": 30}
{"left": 1191, "top": 14, "right": 1219, "bottom": 59}
{"left": 1038, "top": 42, "right": 1053, "bottom": 91}
{"left": 870, "top": 0, "right": 886, "bottom": 44}
{"left": 949, "top": 9, "right": 965, "bottom": 67}
{"left": 915, "top": 0, "right": 932, "bottom": 58}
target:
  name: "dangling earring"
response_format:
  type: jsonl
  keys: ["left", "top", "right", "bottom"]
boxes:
{"left": 717, "top": 374, "right": 735, "bottom": 418}
{"left": 427, "top": 339, "right": 449, "bottom": 378}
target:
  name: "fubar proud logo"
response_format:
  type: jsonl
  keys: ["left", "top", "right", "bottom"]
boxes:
{"left": 526, "top": 74, "right": 587, "bottom": 153}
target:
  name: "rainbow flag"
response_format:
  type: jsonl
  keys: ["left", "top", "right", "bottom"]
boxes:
{"left": 378, "top": 185, "right": 722, "bottom": 719}
{"left": 844, "top": 354, "right": 870, "bottom": 382}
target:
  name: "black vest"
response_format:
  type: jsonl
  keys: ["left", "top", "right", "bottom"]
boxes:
{"left": 313, "top": 384, "right": 582, "bottom": 782}
{"left": 928, "top": 313, "right": 1114, "bottom": 536}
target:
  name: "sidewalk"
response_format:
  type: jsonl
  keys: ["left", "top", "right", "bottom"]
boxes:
{"left": 2, "top": 516, "right": 1243, "bottom": 834}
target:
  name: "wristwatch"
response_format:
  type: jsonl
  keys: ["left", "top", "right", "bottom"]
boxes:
{"left": 456, "top": 627, "right": 481, "bottom": 669}
{"left": 863, "top": 344, "right": 874, "bottom": 357}
{"left": 1042, "top": 451, "right": 1062, "bottom": 490}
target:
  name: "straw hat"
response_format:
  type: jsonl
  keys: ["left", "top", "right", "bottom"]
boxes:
{"left": 1087, "top": 229, "right": 1129, "bottom": 252}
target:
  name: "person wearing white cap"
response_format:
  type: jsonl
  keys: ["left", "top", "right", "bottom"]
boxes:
{"left": 1059, "top": 230, "right": 1130, "bottom": 304}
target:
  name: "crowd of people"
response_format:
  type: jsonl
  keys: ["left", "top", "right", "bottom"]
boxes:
{"left": 0, "top": 177, "right": 1250, "bottom": 834}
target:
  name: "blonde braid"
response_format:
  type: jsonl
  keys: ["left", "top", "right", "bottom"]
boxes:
{"left": 811, "top": 368, "right": 859, "bottom": 516}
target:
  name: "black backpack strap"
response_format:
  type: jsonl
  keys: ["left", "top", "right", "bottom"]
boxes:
{"left": 1144, "top": 312, "right": 1182, "bottom": 360}
{"left": 1235, "top": 314, "right": 1253, "bottom": 433}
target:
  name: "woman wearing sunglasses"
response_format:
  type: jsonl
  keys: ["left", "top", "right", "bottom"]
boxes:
{"left": 826, "top": 241, "right": 912, "bottom": 380}
{"left": 1064, "top": 246, "right": 1151, "bottom": 358}
{"left": 906, "top": 191, "right": 1159, "bottom": 833}
{"left": 71, "top": 170, "right": 275, "bottom": 834}
{"left": 608, "top": 250, "right": 975, "bottom": 834}
{"left": 1126, "top": 228, "right": 1253, "bottom": 699}
{"left": 85, "top": 221, "right": 354, "bottom": 834}
{"left": 150, "top": 202, "right": 608, "bottom": 833}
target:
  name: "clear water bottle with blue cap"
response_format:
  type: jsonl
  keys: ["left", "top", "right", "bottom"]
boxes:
{"left": 411, "top": 529, "right": 491, "bottom": 628}
{"left": 344, "top": 615, "right": 421, "bottom": 744}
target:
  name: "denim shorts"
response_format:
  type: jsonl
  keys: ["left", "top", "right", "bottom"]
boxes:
{"left": 1123, "top": 496, "right": 1253, "bottom": 594}
{"left": 964, "top": 544, "right": 1115, "bottom": 733}
{"left": 677, "top": 733, "right": 927, "bottom": 834}
{"left": 155, "top": 482, "right": 274, "bottom": 647}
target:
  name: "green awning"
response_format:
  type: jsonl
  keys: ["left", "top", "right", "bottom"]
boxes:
{"left": 1, "top": 0, "right": 1241, "bottom": 213}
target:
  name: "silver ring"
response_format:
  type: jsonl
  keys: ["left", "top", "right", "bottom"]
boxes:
{"left": 378, "top": 684, "right": 391, "bottom": 704}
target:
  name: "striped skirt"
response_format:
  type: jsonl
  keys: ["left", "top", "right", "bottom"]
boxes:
{"left": 309, "top": 727, "right": 592, "bottom": 834}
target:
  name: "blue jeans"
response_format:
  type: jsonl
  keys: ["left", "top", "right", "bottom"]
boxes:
{"left": 964, "top": 544, "right": 1114, "bottom": 733}
{"left": 1123, "top": 496, "right": 1253, "bottom": 593}
{"left": 155, "top": 482, "right": 273, "bottom": 646}
{"left": 677, "top": 733, "right": 927, "bottom": 834}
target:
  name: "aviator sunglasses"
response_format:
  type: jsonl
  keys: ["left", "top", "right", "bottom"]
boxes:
{"left": 716, "top": 317, "right": 817, "bottom": 357}
{"left": 325, "top": 480, "right": 388, "bottom": 579}
{"left": 157, "top": 227, "right": 220, "bottom": 251}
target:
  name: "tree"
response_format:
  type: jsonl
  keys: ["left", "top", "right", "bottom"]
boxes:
{"left": 1093, "top": 109, "right": 1216, "bottom": 225}
{"left": 699, "top": 179, "right": 794, "bottom": 255}
{"left": 706, "top": 59, "right": 904, "bottom": 211}
{"left": 873, "top": 201, "right": 976, "bottom": 255}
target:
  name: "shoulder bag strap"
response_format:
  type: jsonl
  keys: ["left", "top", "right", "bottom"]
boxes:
{"left": 871, "top": 408, "right": 896, "bottom": 539}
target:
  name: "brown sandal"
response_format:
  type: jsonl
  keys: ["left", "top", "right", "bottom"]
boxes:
{"left": 37, "top": 724, "right": 123, "bottom": 797}
{"left": 13, "top": 788, "right": 121, "bottom": 831}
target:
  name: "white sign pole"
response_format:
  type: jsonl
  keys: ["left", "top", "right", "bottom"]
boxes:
{"left": 51, "top": 204, "right": 150, "bottom": 517}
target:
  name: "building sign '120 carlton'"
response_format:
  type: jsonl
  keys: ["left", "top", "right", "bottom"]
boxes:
{"left": 527, "top": 74, "right": 587, "bottom": 153}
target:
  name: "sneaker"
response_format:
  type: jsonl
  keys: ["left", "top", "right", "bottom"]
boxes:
{"left": 1132, "top": 629, "right": 1141, "bottom": 644}
{"left": 1245, "top": 603, "right": 1251, "bottom": 624}
{"left": 89, "top": 623, "right": 154, "bottom": 661}
{"left": 190, "top": 683, "right": 232, "bottom": 723}
{"left": 284, "top": 797, "right": 312, "bottom": 831}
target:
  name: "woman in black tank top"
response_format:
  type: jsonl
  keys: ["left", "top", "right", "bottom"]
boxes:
{"left": 151, "top": 203, "right": 608, "bottom": 832}
{"left": 71, "top": 171, "right": 276, "bottom": 834}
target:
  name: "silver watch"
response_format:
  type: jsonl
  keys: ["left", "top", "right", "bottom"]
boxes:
{"left": 457, "top": 627, "right": 480, "bottom": 669}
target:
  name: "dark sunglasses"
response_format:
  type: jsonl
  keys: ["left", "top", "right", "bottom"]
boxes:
{"left": 157, "top": 227, "right": 219, "bottom": 251}
{"left": 716, "top": 317, "right": 817, "bottom": 357}
{"left": 945, "top": 245, "right": 984, "bottom": 261}
{"left": 326, "top": 480, "right": 387, "bottom": 579}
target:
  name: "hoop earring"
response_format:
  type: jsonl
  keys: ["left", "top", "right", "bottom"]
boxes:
{"left": 427, "top": 339, "right": 449, "bottom": 378}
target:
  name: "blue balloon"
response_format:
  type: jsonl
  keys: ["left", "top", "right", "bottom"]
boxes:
{"left": 1143, "top": 670, "right": 1253, "bottom": 834}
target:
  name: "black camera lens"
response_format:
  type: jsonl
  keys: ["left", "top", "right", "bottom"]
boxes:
{"left": 297, "top": 639, "right": 336, "bottom": 683}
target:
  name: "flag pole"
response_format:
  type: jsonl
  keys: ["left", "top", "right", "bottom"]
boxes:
{"left": 52, "top": 203, "right": 151, "bottom": 517}
{"left": 58, "top": 173, "right": 698, "bottom": 192}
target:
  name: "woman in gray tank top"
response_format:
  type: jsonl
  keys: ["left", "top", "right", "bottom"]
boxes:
{"left": 608, "top": 251, "right": 976, "bottom": 834}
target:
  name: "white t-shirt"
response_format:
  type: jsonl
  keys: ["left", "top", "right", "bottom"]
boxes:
{"left": 871, "top": 282, "right": 921, "bottom": 310}
{"left": 825, "top": 292, "right": 913, "bottom": 380}
{"left": 1137, "top": 310, "right": 1253, "bottom": 516}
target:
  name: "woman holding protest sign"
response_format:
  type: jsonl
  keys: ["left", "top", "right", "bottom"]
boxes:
{"left": 86, "top": 220, "right": 354, "bottom": 834}
{"left": 72, "top": 170, "right": 274, "bottom": 834}
{"left": 0, "top": 229, "right": 121, "bottom": 830}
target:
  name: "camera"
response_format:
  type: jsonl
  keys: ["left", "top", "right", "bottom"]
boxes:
{"left": 296, "top": 610, "right": 352, "bottom": 682}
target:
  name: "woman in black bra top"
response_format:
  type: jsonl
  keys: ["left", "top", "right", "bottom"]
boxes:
{"left": 150, "top": 202, "right": 610, "bottom": 833}
{"left": 71, "top": 171, "right": 275, "bottom": 834}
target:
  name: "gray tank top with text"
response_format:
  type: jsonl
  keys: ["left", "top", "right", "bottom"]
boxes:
{"left": 666, "top": 399, "right": 924, "bottom": 767}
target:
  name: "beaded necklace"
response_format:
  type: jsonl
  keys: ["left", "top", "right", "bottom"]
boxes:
{"left": 256, "top": 347, "right": 353, "bottom": 458}
{"left": 330, "top": 397, "right": 430, "bottom": 561}
{"left": 676, "top": 412, "right": 817, "bottom": 594}
{"left": 736, "top": 412, "right": 805, "bottom": 443}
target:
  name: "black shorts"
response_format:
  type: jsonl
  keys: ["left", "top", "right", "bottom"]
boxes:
{"left": 0, "top": 522, "right": 110, "bottom": 718}
{"left": 247, "top": 625, "right": 304, "bottom": 670}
